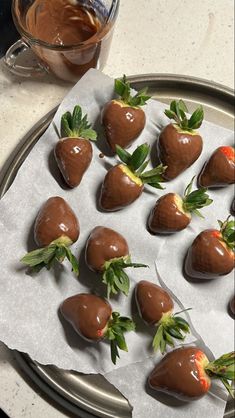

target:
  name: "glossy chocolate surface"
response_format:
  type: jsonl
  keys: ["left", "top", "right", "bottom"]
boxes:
{"left": 148, "top": 193, "right": 190, "bottom": 234}
{"left": 148, "top": 347, "right": 210, "bottom": 401}
{"left": 100, "top": 164, "right": 143, "bottom": 211}
{"left": 198, "top": 147, "right": 235, "bottom": 187}
{"left": 158, "top": 124, "right": 203, "bottom": 180}
{"left": 54, "top": 137, "right": 92, "bottom": 188}
{"left": 135, "top": 280, "right": 173, "bottom": 324}
{"left": 85, "top": 226, "right": 129, "bottom": 272}
{"left": 229, "top": 295, "right": 235, "bottom": 318}
{"left": 102, "top": 101, "right": 146, "bottom": 151}
{"left": 34, "top": 196, "right": 79, "bottom": 247}
{"left": 25, "top": 0, "right": 101, "bottom": 45}
{"left": 185, "top": 229, "right": 234, "bottom": 279}
{"left": 60, "top": 293, "right": 112, "bottom": 341}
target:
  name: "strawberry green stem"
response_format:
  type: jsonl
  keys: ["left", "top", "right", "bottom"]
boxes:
{"left": 116, "top": 144, "right": 166, "bottom": 190}
{"left": 60, "top": 105, "right": 97, "bottom": 141}
{"left": 105, "top": 312, "right": 135, "bottom": 364}
{"left": 115, "top": 75, "right": 151, "bottom": 107}
{"left": 21, "top": 236, "right": 79, "bottom": 275}
{"left": 152, "top": 311, "right": 191, "bottom": 354}
{"left": 164, "top": 99, "right": 204, "bottom": 131}
{"left": 102, "top": 255, "right": 148, "bottom": 298}
{"left": 205, "top": 352, "right": 235, "bottom": 398}
{"left": 218, "top": 217, "right": 235, "bottom": 251}
{"left": 182, "top": 177, "right": 213, "bottom": 218}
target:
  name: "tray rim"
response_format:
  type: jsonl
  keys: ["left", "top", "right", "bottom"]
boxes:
{"left": 0, "top": 73, "right": 234, "bottom": 418}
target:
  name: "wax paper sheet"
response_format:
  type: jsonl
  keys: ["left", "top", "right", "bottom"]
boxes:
{"left": 0, "top": 69, "right": 233, "bottom": 417}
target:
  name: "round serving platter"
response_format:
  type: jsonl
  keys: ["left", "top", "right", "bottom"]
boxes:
{"left": 0, "top": 74, "right": 234, "bottom": 418}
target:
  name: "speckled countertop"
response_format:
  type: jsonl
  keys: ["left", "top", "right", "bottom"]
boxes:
{"left": 0, "top": 0, "right": 234, "bottom": 417}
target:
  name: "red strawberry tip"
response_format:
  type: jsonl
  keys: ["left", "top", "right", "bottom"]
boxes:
{"left": 205, "top": 351, "right": 235, "bottom": 397}
{"left": 219, "top": 146, "right": 235, "bottom": 161}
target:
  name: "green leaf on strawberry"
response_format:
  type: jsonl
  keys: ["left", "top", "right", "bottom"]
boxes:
{"left": 182, "top": 176, "right": 213, "bottom": 217}
{"left": 21, "top": 236, "right": 79, "bottom": 275}
{"left": 103, "top": 255, "right": 148, "bottom": 299}
{"left": 152, "top": 311, "right": 191, "bottom": 354}
{"left": 60, "top": 105, "right": 97, "bottom": 141}
{"left": 116, "top": 143, "right": 166, "bottom": 189}
{"left": 165, "top": 99, "right": 204, "bottom": 131}
{"left": 115, "top": 75, "right": 151, "bottom": 107}
{"left": 105, "top": 312, "right": 136, "bottom": 364}
{"left": 218, "top": 217, "right": 235, "bottom": 250}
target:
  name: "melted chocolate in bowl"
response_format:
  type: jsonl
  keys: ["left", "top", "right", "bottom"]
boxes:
{"left": 13, "top": 0, "right": 117, "bottom": 81}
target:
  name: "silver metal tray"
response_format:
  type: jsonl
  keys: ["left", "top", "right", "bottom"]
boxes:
{"left": 0, "top": 74, "right": 234, "bottom": 418}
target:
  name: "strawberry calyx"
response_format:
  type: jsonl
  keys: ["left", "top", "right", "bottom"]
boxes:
{"left": 182, "top": 177, "right": 213, "bottom": 218}
{"left": 21, "top": 236, "right": 79, "bottom": 275}
{"left": 152, "top": 309, "right": 191, "bottom": 354}
{"left": 116, "top": 143, "right": 166, "bottom": 189}
{"left": 60, "top": 105, "right": 97, "bottom": 141}
{"left": 102, "top": 255, "right": 148, "bottom": 299}
{"left": 105, "top": 311, "right": 135, "bottom": 364}
{"left": 219, "top": 146, "right": 235, "bottom": 162}
{"left": 164, "top": 99, "right": 204, "bottom": 131}
{"left": 205, "top": 352, "right": 235, "bottom": 398}
{"left": 218, "top": 217, "right": 235, "bottom": 251}
{"left": 114, "top": 75, "right": 151, "bottom": 107}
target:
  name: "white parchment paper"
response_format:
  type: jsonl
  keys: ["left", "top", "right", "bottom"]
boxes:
{"left": 0, "top": 69, "right": 234, "bottom": 417}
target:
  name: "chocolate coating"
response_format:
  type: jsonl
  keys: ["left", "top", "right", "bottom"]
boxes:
{"left": 99, "top": 164, "right": 143, "bottom": 211}
{"left": 198, "top": 147, "right": 235, "bottom": 187}
{"left": 85, "top": 226, "right": 129, "bottom": 272}
{"left": 148, "top": 347, "right": 210, "bottom": 401}
{"left": 54, "top": 137, "right": 92, "bottom": 188}
{"left": 60, "top": 293, "right": 112, "bottom": 341}
{"left": 148, "top": 193, "right": 191, "bottom": 234}
{"left": 34, "top": 196, "right": 79, "bottom": 247}
{"left": 231, "top": 198, "right": 235, "bottom": 216}
{"left": 102, "top": 101, "right": 146, "bottom": 151}
{"left": 135, "top": 280, "right": 173, "bottom": 324}
{"left": 24, "top": 0, "right": 111, "bottom": 82}
{"left": 185, "top": 230, "right": 234, "bottom": 279}
{"left": 229, "top": 295, "right": 235, "bottom": 318}
{"left": 158, "top": 124, "right": 203, "bottom": 180}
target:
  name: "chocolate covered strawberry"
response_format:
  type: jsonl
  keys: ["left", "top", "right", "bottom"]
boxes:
{"left": 102, "top": 75, "right": 150, "bottom": 152}
{"left": 60, "top": 293, "right": 135, "bottom": 364}
{"left": 198, "top": 146, "right": 235, "bottom": 188}
{"left": 229, "top": 295, "right": 235, "bottom": 318}
{"left": 148, "top": 347, "right": 235, "bottom": 401}
{"left": 185, "top": 217, "right": 235, "bottom": 279}
{"left": 158, "top": 100, "right": 204, "bottom": 180}
{"left": 21, "top": 197, "right": 79, "bottom": 274}
{"left": 136, "top": 280, "right": 191, "bottom": 354}
{"left": 54, "top": 105, "right": 97, "bottom": 188}
{"left": 100, "top": 143, "right": 166, "bottom": 211}
{"left": 231, "top": 198, "right": 235, "bottom": 216}
{"left": 85, "top": 226, "right": 148, "bottom": 298}
{"left": 148, "top": 177, "right": 213, "bottom": 234}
